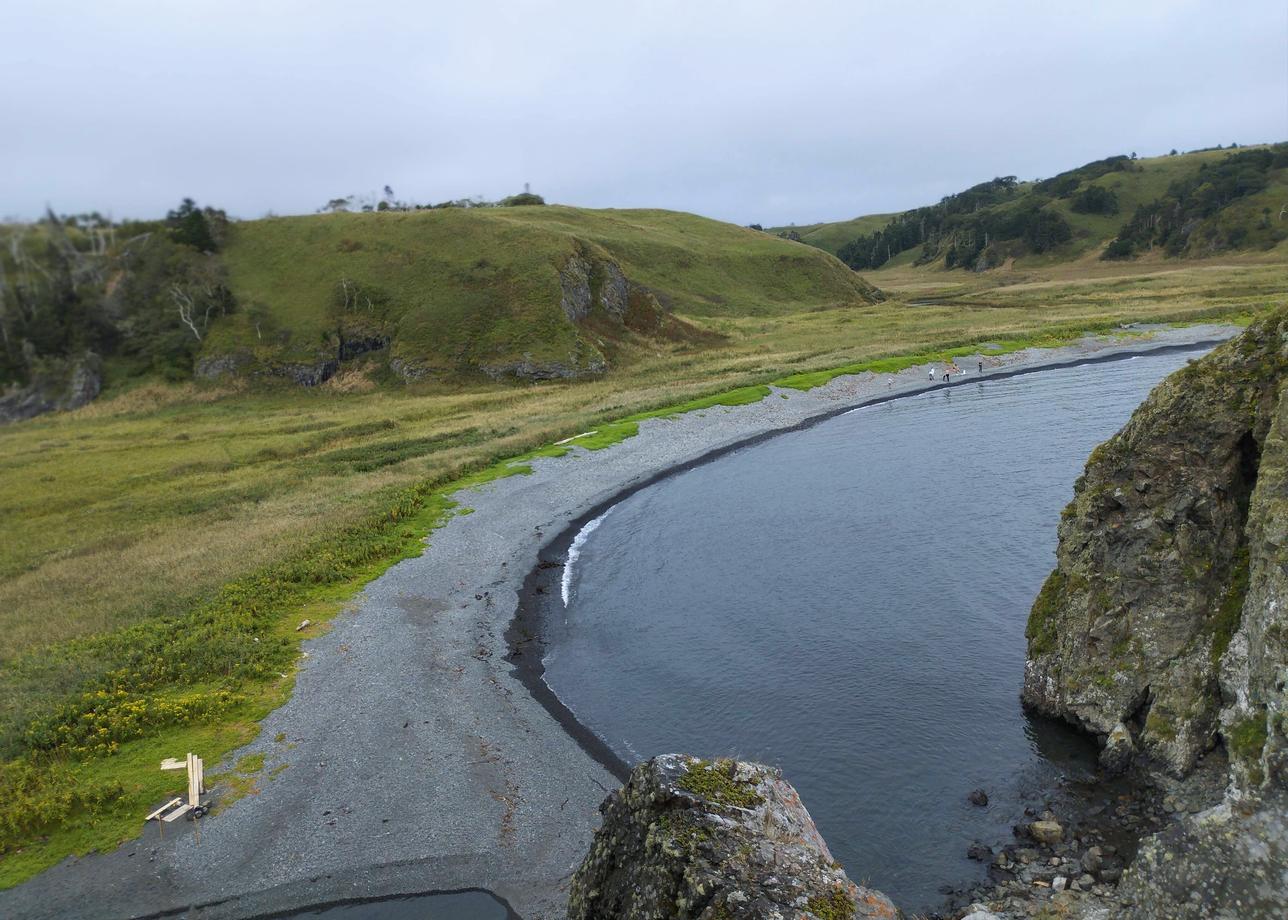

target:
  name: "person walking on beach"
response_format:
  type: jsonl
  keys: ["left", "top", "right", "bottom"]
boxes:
{"left": 929, "top": 367, "right": 935, "bottom": 382}
{"left": 978, "top": 360, "right": 983, "bottom": 374}
{"left": 943, "top": 368, "right": 951, "bottom": 382}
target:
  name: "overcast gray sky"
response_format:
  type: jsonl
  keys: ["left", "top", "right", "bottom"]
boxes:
{"left": 3, "top": 1, "right": 1286, "bottom": 226}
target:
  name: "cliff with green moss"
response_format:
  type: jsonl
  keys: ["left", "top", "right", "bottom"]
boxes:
{"left": 1022, "top": 307, "right": 1288, "bottom": 778}
{"left": 1021, "top": 307, "right": 1288, "bottom": 918}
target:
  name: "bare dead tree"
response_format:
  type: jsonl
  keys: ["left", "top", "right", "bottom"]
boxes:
{"left": 170, "top": 284, "right": 205, "bottom": 341}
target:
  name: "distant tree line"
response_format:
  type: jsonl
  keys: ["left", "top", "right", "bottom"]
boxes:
{"left": 0, "top": 200, "right": 234, "bottom": 389}
{"left": 1102, "top": 144, "right": 1288, "bottom": 259}
{"left": 836, "top": 172, "right": 1088, "bottom": 272}
{"left": 320, "top": 186, "right": 546, "bottom": 214}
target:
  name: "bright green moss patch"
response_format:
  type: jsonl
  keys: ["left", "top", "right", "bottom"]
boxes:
{"left": 675, "top": 759, "right": 763, "bottom": 810}
{"left": 805, "top": 888, "right": 857, "bottom": 920}
{"left": 234, "top": 752, "right": 265, "bottom": 774}
{"left": 1228, "top": 714, "right": 1269, "bottom": 763}
{"left": 1026, "top": 570, "right": 1066, "bottom": 657}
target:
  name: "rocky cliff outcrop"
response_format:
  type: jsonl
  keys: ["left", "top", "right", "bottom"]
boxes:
{"left": 1022, "top": 308, "right": 1288, "bottom": 777}
{"left": 569, "top": 753, "right": 900, "bottom": 920}
{"left": 1020, "top": 308, "right": 1288, "bottom": 919}
{"left": 560, "top": 249, "right": 630, "bottom": 323}
{"left": 0, "top": 351, "right": 102, "bottom": 423}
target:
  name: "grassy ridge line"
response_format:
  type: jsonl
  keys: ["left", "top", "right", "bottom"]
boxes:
{"left": 0, "top": 307, "right": 1249, "bottom": 888}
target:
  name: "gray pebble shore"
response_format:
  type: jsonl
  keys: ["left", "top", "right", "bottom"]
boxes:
{"left": 0, "top": 324, "right": 1236, "bottom": 920}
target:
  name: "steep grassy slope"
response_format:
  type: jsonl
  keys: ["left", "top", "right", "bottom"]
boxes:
{"left": 214, "top": 206, "right": 880, "bottom": 380}
{"left": 787, "top": 146, "right": 1288, "bottom": 268}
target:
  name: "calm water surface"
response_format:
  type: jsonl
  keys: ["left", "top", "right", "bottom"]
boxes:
{"left": 543, "top": 348, "right": 1208, "bottom": 909}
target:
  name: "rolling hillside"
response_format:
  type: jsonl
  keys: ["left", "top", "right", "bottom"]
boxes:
{"left": 764, "top": 212, "right": 896, "bottom": 252}
{"left": 214, "top": 206, "right": 882, "bottom": 384}
{"left": 779, "top": 145, "right": 1288, "bottom": 271}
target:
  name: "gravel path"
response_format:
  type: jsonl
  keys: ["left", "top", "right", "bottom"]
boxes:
{"left": 0, "top": 325, "right": 1235, "bottom": 920}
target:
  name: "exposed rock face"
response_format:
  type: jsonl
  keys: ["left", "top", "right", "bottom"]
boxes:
{"left": 480, "top": 339, "right": 607, "bottom": 382}
{"left": 0, "top": 351, "right": 102, "bottom": 422}
{"left": 194, "top": 351, "right": 252, "bottom": 380}
{"left": 1018, "top": 309, "right": 1288, "bottom": 919}
{"left": 1220, "top": 366, "right": 1288, "bottom": 797}
{"left": 1022, "top": 308, "right": 1288, "bottom": 777}
{"left": 271, "top": 359, "right": 339, "bottom": 387}
{"left": 559, "top": 250, "right": 630, "bottom": 322}
{"left": 569, "top": 753, "right": 900, "bottom": 920}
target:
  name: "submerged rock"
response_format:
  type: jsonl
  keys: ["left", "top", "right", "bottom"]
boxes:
{"left": 568, "top": 753, "right": 900, "bottom": 920}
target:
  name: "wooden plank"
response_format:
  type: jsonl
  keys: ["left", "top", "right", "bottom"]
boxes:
{"left": 146, "top": 797, "right": 183, "bottom": 821}
{"left": 161, "top": 803, "right": 192, "bottom": 823}
{"left": 187, "top": 753, "right": 198, "bottom": 806}
{"left": 159, "top": 757, "right": 185, "bottom": 771}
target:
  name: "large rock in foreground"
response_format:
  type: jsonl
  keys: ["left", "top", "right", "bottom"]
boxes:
{"left": 1118, "top": 793, "right": 1288, "bottom": 919}
{"left": 1022, "top": 309, "right": 1288, "bottom": 777}
{"left": 569, "top": 753, "right": 900, "bottom": 920}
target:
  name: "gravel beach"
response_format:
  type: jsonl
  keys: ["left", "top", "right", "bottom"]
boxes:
{"left": 0, "top": 324, "right": 1237, "bottom": 920}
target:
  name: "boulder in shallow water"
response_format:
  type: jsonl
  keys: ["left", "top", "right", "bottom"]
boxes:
{"left": 1029, "top": 820, "right": 1064, "bottom": 845}
{"left": 568, "top": 753, "right": 901, "bottom": 919}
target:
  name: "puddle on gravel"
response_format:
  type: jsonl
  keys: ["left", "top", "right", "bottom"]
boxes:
{"left": 269, "top": 890, "right": 515, "bottom": 920}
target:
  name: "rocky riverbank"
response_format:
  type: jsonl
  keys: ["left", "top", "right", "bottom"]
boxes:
{"left": 932, "top": 753, "right": 1229, "bottom": 919}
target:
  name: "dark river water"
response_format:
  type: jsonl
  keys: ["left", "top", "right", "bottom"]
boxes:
{"left": 541, "top": 347, "right": 1209, "bottom": 910}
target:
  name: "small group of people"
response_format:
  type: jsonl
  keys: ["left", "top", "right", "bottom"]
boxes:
{"left": 927, "top": 360, "right": 986, "bottom": 383}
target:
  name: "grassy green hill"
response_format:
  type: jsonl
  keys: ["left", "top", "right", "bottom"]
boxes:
{"left": 764, "top": 212, "right": 897, "bottom": 253}
{"left": 213, "top": 206, "right": 881, "bottom": 382}
{"left": 780, "top": 145, "right": 1288, "bottom": 270}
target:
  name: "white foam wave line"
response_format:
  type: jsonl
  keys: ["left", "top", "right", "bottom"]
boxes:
{"left": 562, "top": 506, "right": 614, "bottom": 608}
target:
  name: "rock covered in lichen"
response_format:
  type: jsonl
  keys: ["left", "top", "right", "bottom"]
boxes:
{"left": 1118, "top": 793, "right": 1288, "bottom": 919}
{"left": 568, "top": 753, "right": 900, "bottom": 920}
{"left": 1022, "top": 308, "right": 1288, "bottom": 777}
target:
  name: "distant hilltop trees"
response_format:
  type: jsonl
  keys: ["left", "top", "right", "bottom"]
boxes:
{"left": 0, "top": 199, "right": 235, "bottom": 395}
{"left": 320, "top": 186, "right": 546, "bottom": 214}
{"left": 829, "top": 144, "right": 1288, "bottom": 272}
{"left": 1101, "top": 145, "right": 1288, "bottom": 259}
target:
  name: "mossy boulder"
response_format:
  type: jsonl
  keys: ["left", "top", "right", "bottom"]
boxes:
{"left": 1022, "top": 307, "right": 1288, "bottom": 777}
{"left": 568, "top": 753, "right": 900, "bottom": 920}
